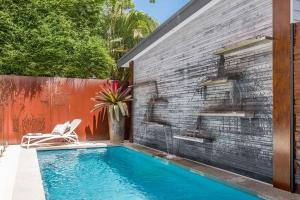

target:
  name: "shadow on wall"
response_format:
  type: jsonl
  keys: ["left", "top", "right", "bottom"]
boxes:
{"left": 0, "top": 75, "right": 45, "bottom": 146}
{"left": 0, "top": 75, "right": 44, "bottom": 105}
{"left": 0, "top": 75, "right": 111, "bottom": 144}
{"left": 85, "top": 112, "right": 109, "bottom": 141}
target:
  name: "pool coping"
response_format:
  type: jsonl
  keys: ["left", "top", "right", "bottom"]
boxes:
{"left": 12, "top": 142, "right": 110, "bottom": 200}
{"left": 11, "top": 141, "right": 300, "bottom": 200}
{"left": 0, "top": 146, "right": 21, "bottom": 200}
{"left": 12, "top": 148, "right": 45, "bottom": 200}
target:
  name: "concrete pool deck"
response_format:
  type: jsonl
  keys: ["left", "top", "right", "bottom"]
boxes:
{"left": 1, "top": 141, "right": 300, "bottom": 200}
{"left": 12, "top": 148, "right": 45, "bottom": 200}
{"left": 0, "top": 146, "right": 20, "bottom": 200}
{"left": 0, "top": 142, "right": 109, "bottom": 200}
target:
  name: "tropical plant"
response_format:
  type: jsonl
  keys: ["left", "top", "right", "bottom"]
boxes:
{"left": 110, "top": 66, "right": 130, "bottom": 83}
{"left": 101, "top": 1, "right": 158, "bottom": 60}
{"left": 91, "top": 83, "right": 132, "bottom": 121}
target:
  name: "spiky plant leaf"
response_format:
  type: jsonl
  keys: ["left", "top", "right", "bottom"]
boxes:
{"left": 117, "top": 101, "right": 126, "bottom": 116}
{"left": 122, "top": 102, "right": 129, "bottom": 116}
{"left": 100, "top": 107, "right": 107, "bottom": 122}
{"left": 124, "top": 95, "right": 132, "bottom": 101}
{"left": 108, "top": 106, "right": 114, "bottom": 121}
{"left": 114, "top": 105, "right": 120, "bottom": 121}
{"left": 91, "top": 83, "right": 132, "bottom": 121}
{"left": 90, "top": 103, "right": 108, "bottom": 112}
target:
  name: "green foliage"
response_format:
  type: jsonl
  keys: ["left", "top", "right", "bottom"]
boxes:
{"left": 101, "top": 1, "right": 158, "bottom": 61}
{"left": 0, "top": 0, "right": 114, "bottom": 78}
{"left": 0, "top": 0, "right": 158, "bottom": 79}
{"left": 110, "top": 66, "right": 130, "bottom": 83}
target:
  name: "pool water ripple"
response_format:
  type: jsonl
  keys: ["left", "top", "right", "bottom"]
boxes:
{"left": 38, "top": 147, "right": 262, "bottom": 200}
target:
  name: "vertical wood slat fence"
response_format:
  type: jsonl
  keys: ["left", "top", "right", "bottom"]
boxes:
{"left": 0, "top": 75, "right": 114, "bottom": 145}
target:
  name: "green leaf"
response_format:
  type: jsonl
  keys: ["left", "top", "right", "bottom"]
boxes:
{"left": 117, "top": 101, "right": 126, "bottom": 116}
{"left": 90, "top": 103, "right": 108, "bottom": 112}
{"left": 122, "top": 102, "right": 129, "bottom": 116}
{"left": 108, "top": 106, "right": 114, "bottom": 121}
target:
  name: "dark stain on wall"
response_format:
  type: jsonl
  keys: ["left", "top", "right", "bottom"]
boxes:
{"left": 21, "top": 115, "right": 46, "bottom": 134}
{"left": 133, "top": 0, "right": 273, "bottom": 183}
{"left": 0, "top": 75, "right": 111, "bottom": 144}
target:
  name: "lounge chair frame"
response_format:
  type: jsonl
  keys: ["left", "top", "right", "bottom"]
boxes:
{"left": 21, "top": 119, "right": 81, "bottom": 149}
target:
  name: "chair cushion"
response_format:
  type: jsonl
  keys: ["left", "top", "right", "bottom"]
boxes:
{"left": 52, "top": 122, "right": 70, "bottom": 135}
{"left": 51, "top": 124, "right": 61, "bottom": 134}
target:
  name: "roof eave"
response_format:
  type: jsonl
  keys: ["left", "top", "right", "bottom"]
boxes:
{"left": 118, "top": 0, "right": 212, "bottom": 67}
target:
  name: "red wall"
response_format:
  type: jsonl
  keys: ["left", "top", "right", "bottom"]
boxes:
{"left": 0, "top": 75, "right": 110, "bottom": 145}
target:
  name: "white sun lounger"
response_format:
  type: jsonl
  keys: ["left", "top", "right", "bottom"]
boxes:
{"left": 0, "top": 145, "right": 4, "bottom": 156}
{"left": 21, "top": 119, "right": 82, "bottom": 149}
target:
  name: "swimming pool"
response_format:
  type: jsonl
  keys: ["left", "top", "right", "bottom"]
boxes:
{"left": 37, "top": 146, "right": 262, "bottom": 200}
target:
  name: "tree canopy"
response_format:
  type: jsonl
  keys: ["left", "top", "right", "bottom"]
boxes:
{"left": 0, "top": 0, "right": 158, "bottom": 79}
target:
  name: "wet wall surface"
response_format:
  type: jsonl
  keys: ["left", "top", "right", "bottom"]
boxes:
{"left": 294, "top": 23, "right": 300, "bottom": 186}
{"left": 0, "top": 75, "right": 110, "bottom": 145}
{"left": 132, "top": 0, "right": 273, "bottom": 182}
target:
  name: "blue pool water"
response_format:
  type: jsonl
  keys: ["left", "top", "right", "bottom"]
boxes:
{"left": 37, "top": 147, "right": 262, "bottom": 200}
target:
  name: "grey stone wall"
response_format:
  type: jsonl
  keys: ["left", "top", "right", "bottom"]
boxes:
{"left": 132, "top": 0, "right": 273, "bottom": 182}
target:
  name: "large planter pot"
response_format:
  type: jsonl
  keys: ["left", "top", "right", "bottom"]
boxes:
{"left": 108, "top": 115, "right": 125, "bottom": 144}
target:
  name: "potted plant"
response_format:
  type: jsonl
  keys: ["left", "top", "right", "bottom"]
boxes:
{"left": 91, "top": 83, "right": 131, "bottom": 143}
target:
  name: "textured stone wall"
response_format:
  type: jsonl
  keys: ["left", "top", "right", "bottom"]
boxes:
{"left": 133, "top": 0, "right": 273, "bottom": 182}
{"left": 294, "top": 23, "right": 300, "bottom": 186}
{"left": 292, "top": 0, "right": 300, "bottom": 23}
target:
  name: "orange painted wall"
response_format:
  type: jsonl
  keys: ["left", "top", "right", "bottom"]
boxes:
{"left": 0, "top": 75, "right": 110, "bottom": 145}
